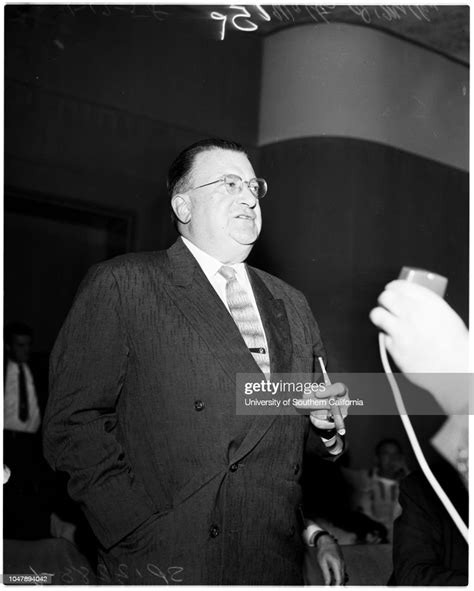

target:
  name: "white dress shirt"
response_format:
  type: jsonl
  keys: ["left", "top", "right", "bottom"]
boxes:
{"left": 181, "top": 237, "right": 269, "bottom": 355}
{"left": 4, "top": 360, "right": 41, "bottom": 433}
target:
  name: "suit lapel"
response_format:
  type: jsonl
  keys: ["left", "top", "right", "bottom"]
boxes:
{"left": 163, "top": 239, "right": 294, "bottom": 465}
{"left": 247, "top": 267, "right": 293, "bottom": 375}
{"left": 164, "top": 239, "right": 262, "bottom": 383}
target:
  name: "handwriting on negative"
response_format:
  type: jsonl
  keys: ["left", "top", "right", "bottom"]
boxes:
{"left": 28, "top": 563, "right": 184, "bottom": 584}
{"left": 211, "top": 5, "right": 439, "bottom": 40}
{"left": 65, "top": 5, "right": 169, "bottom": 21}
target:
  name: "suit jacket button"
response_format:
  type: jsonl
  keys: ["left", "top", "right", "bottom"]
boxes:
{"left": 194, "top": 400, "right": 205, "bottom": 411}
{"left": 209, "top": 525, "right": 220, "bottom": 538}
{"left": 229, "top": 463, "right": 239, "bottom": 472}
{"left": 293, "top": 463, "right": 300, "bottom": 475}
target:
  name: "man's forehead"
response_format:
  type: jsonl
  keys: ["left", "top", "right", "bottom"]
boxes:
{"left": 192, "top": 148, "right": 254, "bottom": 178}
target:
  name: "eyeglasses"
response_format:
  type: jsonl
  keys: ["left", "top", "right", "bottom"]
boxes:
{"left": 189, "top": 174, "right": 268, "bottom": 199}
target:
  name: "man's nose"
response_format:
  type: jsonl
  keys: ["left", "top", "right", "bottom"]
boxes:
{"left": 239, "top": 185, "right": 258, "bottom": 208}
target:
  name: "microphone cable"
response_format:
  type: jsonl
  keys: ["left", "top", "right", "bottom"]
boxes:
{"left": 378, "top": 332, "right": 468, "bottom": 543}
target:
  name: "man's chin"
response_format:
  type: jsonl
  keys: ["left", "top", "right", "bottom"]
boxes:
{"left": 230, "top": 230, "right": 261, "bottom": 247}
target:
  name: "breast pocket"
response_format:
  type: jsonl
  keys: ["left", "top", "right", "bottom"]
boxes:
{"left": 291, "top": 343, "right": 315, "bottom": 373}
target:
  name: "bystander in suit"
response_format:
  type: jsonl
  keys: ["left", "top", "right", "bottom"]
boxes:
{"left": 4, "top": 322, "right": 48, "bottom": 538}
{"left": 390, "top": 456, "right": 468, "bottom": 585}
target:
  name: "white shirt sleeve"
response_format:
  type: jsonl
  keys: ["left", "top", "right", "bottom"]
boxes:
{"left": 302, "top": 518, "right": 325, "bottom": 546}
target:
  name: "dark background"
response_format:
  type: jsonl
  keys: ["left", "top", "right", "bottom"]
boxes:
{"left": 4, "top": 5, "right": 469, "bottom": 468}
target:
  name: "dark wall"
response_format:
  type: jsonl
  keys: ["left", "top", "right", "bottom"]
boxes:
{"left": 251, "top": 137, "right": 468, "bottom": 466}
{"left": 5, "top": 7, "right": 262, "bottom": 351}
{"left": 253, "top": 137, "right": 468, "bottom": 371}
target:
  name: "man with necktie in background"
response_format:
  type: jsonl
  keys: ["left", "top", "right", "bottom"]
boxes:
{"left": 4, "top": 322, "right": 48, "bottom": 538}
{"left": 43, "top": 138, "right": 349, "bottom": 584}
{"left": 4, "top": 322, "right": 41, "bottom": 434}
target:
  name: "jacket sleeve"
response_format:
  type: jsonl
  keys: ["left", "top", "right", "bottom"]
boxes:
{"left": 43, "top": 262, "right": 155, "bottom": 549}
{"left": 293, "top": 289, "right": 327, "bottom": 366}
{"left": 296, "top": 291, "right": 346, "bottom": 461}
{"left": 392, "top": 476, "right": 467, "bottom": 585}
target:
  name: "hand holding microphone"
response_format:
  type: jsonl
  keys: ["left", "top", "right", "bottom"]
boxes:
{"left": 370, "top": 267, "right": 469, "bottom": 543}
{"left": 370, "top": 278, "right": 468, "bottom": 414}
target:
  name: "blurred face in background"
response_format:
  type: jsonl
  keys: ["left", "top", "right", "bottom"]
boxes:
{"left": 376, "top": 442, "right": 405, "bottom": 480}
{"left": 7, "top": 334, "right": 32, "bottom": 364}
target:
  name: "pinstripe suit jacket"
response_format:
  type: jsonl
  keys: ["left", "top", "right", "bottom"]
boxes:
{"left": 43, "top": 237, "right": 329, "bottom": 584}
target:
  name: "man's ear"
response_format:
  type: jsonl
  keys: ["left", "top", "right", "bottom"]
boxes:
{"left": 171, "top": 194, "right": 192, "bottom": 224}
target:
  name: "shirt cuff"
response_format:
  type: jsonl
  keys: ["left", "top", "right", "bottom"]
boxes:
{"left": 302, "top": 521, "right": 325, "bottom": 546}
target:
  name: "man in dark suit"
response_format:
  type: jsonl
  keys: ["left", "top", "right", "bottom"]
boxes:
{"left": 4, "top": 322, "right": 42, "bottom": 435}
{"left": 390, "top": 457, "right": 468, "bottom": 585}
{"left": 4, "top": 321, "right": 51, "bottom": 539}
{"left": 43, "top": 138, "right": 349, "bottom": 584}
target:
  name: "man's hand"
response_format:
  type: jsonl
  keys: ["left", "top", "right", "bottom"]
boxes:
{"left": 315, "top": 534, "right": 346, "bottom": 586}
{"left": 370, "top": 280, "right": 469, "bottom": 413}
{"left": 302, "top": 382, "right": 350, "bottom": 435}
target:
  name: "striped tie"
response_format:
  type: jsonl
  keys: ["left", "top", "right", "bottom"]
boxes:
{"left": 219, "top": 266, "right": 270, "bottom": 375}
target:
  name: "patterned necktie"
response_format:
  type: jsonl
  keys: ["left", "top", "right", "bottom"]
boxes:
{"left": 18, "top": 363, "right": 29, "bottom": 422}
{"left": 219, "top": 266, "right": 270, "bottom": 375}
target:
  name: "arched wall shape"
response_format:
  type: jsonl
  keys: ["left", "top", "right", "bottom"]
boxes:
{"left": 251, "top": 22, "right": 469, "bottom": 467}
{"left": 258, "top": 23, "right": 468, "bottom": 171}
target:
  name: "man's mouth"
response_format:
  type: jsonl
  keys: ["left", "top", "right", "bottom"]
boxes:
{"left": 235, "top": 214, "right": 255, "bottom": 220}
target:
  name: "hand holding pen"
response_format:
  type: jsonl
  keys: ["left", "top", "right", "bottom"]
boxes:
{"left": 317, "top": 357, "right": 347, "bottom": 436}
{"left": 301, "top": 357, "right": 348, "bottom": 437}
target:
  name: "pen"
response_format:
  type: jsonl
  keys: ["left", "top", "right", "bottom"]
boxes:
{"left": 317, "top": 356, "right": 346, "bottom": 436}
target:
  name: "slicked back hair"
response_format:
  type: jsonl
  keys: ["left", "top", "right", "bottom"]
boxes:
{"left": 167, "top": 138, "right": 247, "bottom": 199}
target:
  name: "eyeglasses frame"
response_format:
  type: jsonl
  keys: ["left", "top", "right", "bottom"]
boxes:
{"left": 187, "top": 174, "right": 268, "bottom": 199}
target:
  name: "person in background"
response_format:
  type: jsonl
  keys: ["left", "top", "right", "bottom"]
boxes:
{"left": 4, "top": 322, "right": 41, "bottom": 435}
{"left": 302, "top": 455, "right": 388, "bottom": 547}
{"left": 389, "top": 455, "right": 468, "bottom": 585}
{"left": 369, "top": 279, "right": 468, "bottom": 482}
{"left": 342, "top": 438, "right": 408, "bottom": 543}
{"left": 3, "top": 321, "right": 47, "bottom": 538}
{"left": 3, "top": 322, "right": 82, "bottom": 546}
